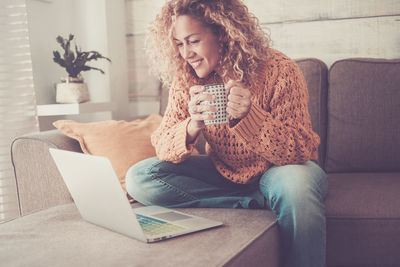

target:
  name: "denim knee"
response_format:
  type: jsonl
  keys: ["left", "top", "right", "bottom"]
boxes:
{"left": 125, "top": 157, "right": 160, "bottom": 205}
{"left": 259, "top": 161, "right": 328, "bottom": 215}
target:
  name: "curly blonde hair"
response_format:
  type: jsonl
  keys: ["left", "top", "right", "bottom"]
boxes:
{"left": 146, "top": 0, "right": 271, "bottom": 90}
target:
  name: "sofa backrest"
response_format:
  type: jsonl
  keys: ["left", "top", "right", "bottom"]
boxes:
{"left": 325, "top": 58, "right": 400, "bottom": 173}
{"left": 296, "top": 59, "right": 328, "bottom": 167}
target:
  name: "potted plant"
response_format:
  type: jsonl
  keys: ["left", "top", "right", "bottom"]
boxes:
{"left": 52, "top": 34, "right": 111, "bottom": 103}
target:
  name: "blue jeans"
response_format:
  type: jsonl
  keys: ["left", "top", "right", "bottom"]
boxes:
{"left": 126, "top": 155, "right": 328, "bottom": 267}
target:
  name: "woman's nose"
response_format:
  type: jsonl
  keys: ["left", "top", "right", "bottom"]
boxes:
{"left": 182, "top": 45, "right": 194, "bottom": 59}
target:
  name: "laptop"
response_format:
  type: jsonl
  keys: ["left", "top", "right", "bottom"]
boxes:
{"left": 49, "top": 148, "right": 223, "bottom": 243}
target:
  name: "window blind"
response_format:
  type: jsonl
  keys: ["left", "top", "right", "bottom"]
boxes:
{"left": 0, "top": 0, "right": 39, "bottom": 223}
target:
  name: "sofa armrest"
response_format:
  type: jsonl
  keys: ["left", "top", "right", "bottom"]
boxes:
{"left": 11, "top": 130, "right": 82, "bottom": 216}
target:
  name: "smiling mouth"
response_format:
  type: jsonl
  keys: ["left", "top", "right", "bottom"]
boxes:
{"left": 190, "top": 59, "right": 202, "bottom": 68}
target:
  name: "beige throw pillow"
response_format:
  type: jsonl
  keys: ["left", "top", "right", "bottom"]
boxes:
{"left": 53, "top": 114, "right": 163, "bottom": 198}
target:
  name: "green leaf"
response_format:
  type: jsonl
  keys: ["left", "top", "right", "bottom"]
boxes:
{"left": 53, "top": 34, "right": 110, "bottom": 77}
{"left": 53, "top": 51, "right": 66, "bottom": 68}
{"left": 81, "top": 65, "right": 105, "bottom": 74}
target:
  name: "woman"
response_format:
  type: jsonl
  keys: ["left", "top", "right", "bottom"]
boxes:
{"left": 126, "top": 1, "right": 328, "bottom": 267}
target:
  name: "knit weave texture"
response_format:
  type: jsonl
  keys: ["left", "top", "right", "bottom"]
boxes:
{"left": 151, "top": 48, "right": 320, "bottom": 184}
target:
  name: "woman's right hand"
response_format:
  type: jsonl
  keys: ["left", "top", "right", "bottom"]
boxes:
{"left": 186, "top": 85, "right": 217, "bottom": 143}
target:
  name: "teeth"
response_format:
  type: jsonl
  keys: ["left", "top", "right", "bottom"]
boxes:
{"left": 192, "top": 60, "right": 201, "bottom": 68}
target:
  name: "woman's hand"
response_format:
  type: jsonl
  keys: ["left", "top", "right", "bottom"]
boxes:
{"left": 226, "top": 80, "right": 252, "bottom": 119}
{"left": 186, "top": 85, "right": 217, "bottom": 143}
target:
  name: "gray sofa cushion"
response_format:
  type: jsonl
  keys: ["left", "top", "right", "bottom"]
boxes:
{"left": 325, "top": 172, "right": 400, "bottom": 266}
{"left": 325, "top": 172, "right": 400, "bottom": 218}
{"left": 0, "top": 203, "right": 280, "bottom": 267}
{"left": 325, "top": 58, "right": 400, "bottom": 172}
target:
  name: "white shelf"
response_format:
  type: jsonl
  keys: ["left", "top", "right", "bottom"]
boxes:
{"left": 37, "top": 102, "right": 115, "bottom": 116}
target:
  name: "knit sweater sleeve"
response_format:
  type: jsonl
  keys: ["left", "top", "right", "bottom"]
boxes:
{"left": 230, "top": 59, "right": 320, "bottom": 166}
{"left": 150, "top": 85, "right": 196, "bottom": 163}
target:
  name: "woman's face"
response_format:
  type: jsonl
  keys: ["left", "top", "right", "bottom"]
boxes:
{"left": 173, "top": 15, "right": 220, "bottom": 79}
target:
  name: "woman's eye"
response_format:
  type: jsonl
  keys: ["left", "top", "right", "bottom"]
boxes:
{"left": 190, "top": 40, "right": 200, "bottom": 45}
{"left": 176, "top": 43, "right": 183, "bottom": 47}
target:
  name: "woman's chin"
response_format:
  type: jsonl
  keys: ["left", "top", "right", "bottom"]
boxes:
{"left": 194, "top": 69, "right": 212, "bottom": 79}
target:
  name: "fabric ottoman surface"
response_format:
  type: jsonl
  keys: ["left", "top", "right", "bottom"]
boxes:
{"left": 0, "top": 203, "right": 280, "bottom": 267}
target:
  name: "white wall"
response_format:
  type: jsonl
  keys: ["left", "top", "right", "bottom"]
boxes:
{"left": 244, "top": 0, "right": 400, "bottom": 67}
{"left": 104, "top": 0, "right": 130, "bottom": 120}
{"left": 73, "top": 0, "right": 110, "bottom": 103}
{"left": 27, "top": 0, "right": 76, "bottom": 105}
{"left": 27, "top": 0, "right": 129, "bottom": 130}
{"left": 27, "top": 0, "right": 110, "bottom": 104}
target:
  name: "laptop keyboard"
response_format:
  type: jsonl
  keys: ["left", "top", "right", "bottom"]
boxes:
{"left": 136, "top": 214, "right": 185, "bottom": 236}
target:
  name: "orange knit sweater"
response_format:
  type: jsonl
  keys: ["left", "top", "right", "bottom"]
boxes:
{"left": 151, "top": 48, "right": 320, "bottom": 184}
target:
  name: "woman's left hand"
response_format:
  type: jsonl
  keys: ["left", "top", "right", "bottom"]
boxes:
{"left": 225, "top": 80, "right": 252, "bottom": 119}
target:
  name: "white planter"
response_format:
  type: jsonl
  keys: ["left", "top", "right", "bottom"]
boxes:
{"left": 56, "top": 77, "right": 90, "bottom": 104}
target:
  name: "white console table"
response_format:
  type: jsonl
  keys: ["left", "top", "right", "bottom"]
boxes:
{"left": 37, "top": 102, "right": 115, "bottom": 116}
{"left": 36, "top": 102, "right": 116, "bottom": 131}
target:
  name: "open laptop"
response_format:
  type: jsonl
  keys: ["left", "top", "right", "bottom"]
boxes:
{"left": 49, "top": 148, "right": 223, "bottom": 243}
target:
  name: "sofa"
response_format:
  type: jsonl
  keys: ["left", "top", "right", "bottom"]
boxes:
{"left": 2, "top": 57, "right": 399, "bottom": 267}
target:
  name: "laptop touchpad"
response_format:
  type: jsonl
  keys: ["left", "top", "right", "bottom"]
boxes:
{"left": 153, "top": 212, "right": 192, "bottom": 221}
